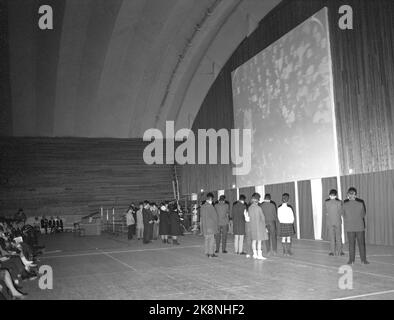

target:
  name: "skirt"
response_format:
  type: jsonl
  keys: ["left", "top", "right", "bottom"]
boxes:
{"left": 279, "top": 223, "right": 295, "bottom": 237}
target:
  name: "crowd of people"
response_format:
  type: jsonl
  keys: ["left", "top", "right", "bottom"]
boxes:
{"left": 199, "top": 187, "right": 369, "bottom": 265}
{"left": 0, "top": 217, "right": 45, "bottom": 300}
{"left": 200, "top": 192, "right": 294, "bottom": 259}
{"left": 124, "top": 201, "right": 182, "bottom": 245}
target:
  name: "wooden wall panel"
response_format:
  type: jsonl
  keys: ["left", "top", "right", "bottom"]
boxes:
{"left": 0, "top": 0, "right": 12, "bottom": 136}
{"left": 0, "top": 137, "right": 175, "bottom": 218}
{"left": 180, "top": 0, "right": 394, "bottom": 196}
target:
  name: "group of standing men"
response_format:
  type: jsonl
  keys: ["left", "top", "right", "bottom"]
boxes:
{"left": 200, "top": 192, "right": 296, "bottom": 259}
{"left": 324, "top": 187, "right": 369, "bottom": 265}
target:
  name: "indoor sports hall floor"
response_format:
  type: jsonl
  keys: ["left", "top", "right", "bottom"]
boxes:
{"left": 23, "top": 232, "right": 394, "bottom": 300}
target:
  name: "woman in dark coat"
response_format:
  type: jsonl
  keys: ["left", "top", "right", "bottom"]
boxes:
{"left": 232, "top": 195, "right": 246, "bottom": 254}
{"left": 168, "top": 202, "right": 181, "bottom": 245}
{"left": 159, "top": 202, "right": 170, "bottom": 244}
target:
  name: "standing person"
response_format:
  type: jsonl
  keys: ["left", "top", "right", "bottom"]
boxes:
{"left": 343, "top": 187, "right": 369, "bottom": 265}
{"left": 136, "top": 203, "right": 144, "bottom": 240}
{"left": 126, "top": 205, "right": 135, "bottom": 240}
{"left": 260, "top": 194, "right": 278, "bottom": 256}
{"left": 214, "top": 195, "right": 230, "bottom": 254}
{"left": 278, "top": 193, "right": 296, "bottom": 256}
{"left": 159, "top": 202, "right": 170, "bottom": 243}
{"left": 40, "top": 216, "right": 48, "bottom": 235}
{"left": 168, "top": 202, "right": 181, "bottom": 245}
{"left": 232, "top": 195, "right": 247, "bottom": 254}
{"left": 244, "top": 204, "right": 253, "bottom": 258}
{"left": 151, "top": 203, "right": 160, "bottom": 240}
{"left": 142, "top": 201, "right": 153, "bottom": 244}
{"left": 200, "top": 193, "right": 218, "bottom": 258}
{"left": 248, "top": 193, "right": 268, "bottom": 260}
{"left": 324, "top": 189, "right": 345, "bottom": 256}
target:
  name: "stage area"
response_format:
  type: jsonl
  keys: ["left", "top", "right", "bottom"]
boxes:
{"left": 24, "top": 233, "right": 394, "bottom": 300}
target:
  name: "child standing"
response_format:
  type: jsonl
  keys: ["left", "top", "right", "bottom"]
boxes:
{"left": 278, "top": 193, "right": 295, "bottom": 256}
{"left": 136, "top": 202, "right": 144, "bottom": 240}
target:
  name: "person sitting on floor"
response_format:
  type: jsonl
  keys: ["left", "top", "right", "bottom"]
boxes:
{"left": 0, "top": 268, "right": 27, "bottom": 299}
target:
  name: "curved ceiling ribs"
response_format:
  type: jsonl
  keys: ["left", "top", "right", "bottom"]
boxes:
{"left": 6, "top": 0, "right": 281, "bottom": 138}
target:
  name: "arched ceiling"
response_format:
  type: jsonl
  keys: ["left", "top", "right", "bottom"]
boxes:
{"left": 6, "top": 0, "right": 280, "bottom": 138}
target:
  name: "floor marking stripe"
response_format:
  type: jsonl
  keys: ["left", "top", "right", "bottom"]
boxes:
{"left": 333, "top": 289, "right": 394, "bottom": 300}
{"left": 100, "top": 251, "right": 138, "bottom": 272}
{"left": 42, "top": 245, "right": 203, "bottom": 259}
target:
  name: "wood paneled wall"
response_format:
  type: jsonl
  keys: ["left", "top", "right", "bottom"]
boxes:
{"left": 180, "top": 0, "right": 394, "bottom": 195}
{"left": 0, "top": 137, "right": 175, "bottom": 217}
{"left": 0, "top": 0, "right": 12, "bottom": 136}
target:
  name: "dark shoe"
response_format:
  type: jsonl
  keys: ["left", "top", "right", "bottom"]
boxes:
{"left": 340, "top": 252, "right": 346, "bottom": 256}
{"left": 240, "top": 252, "right": 247, "bottom": 255}
{"left": 206, "top": 254, "right": 210, "bottom": 258}
{"left": 211, "top": 254, "right": 218, "bottom": 258}
{"left": 173, "top": 240, "right": 180, "bottom": 245}
{"left": 361, "top": 260, "right": 370, "bottom": 265}
{"left": 222, "top": 250, "right": 228, "bottom": 254}
{"left": 215, "top": 250, "right": 219, "bottom": 254}
{"left": 347, "top": 261, "right": 354, "bottom": 265}
{"left": 329, "top": 252, "right": 334, "bottom": 256}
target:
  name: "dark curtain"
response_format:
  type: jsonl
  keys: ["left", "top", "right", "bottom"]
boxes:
{"left": 341, "top": 170, "right": 394, "bottom": 246}
{"left": 224, "top": 188, "right": 237, "bottom": 212}
{"left": 238, "top": 186, "right": 255, "bottom": 205}
{"left": 321, "top": 177, "right": 338, "bottom": 241}
{"left": 297, "top": 180, "right": 314, "bottom": 239}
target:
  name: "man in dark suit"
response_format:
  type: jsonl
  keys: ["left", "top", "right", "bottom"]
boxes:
{"left": 260, "top": 194, "right": 278, "bottom": 256}
{"left": 142, "top": 201, "right": 153, "bottom": 244}
{"left": 324, "top": 189, "right": 345, "bottom": 256}
{"left": 343, "top": 187, "right": 369, "bottom": 265}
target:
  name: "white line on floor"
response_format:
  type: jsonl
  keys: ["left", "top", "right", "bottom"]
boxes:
{"left": 333, "top": 289, "right": 394, "bottom": 300}
{"left": 98, "top": 249, "right": 139, "bottom": 272}
{"left": 41, "top": 244, "right": 203, "bottom": 259}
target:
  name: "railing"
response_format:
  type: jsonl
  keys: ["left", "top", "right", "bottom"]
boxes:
{"left": 99, "top": 207, "right": 127, "bottom": 235}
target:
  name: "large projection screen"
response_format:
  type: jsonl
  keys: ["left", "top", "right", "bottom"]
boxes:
{"left": 231, "top": 7, "right": 339, "bottom": 188}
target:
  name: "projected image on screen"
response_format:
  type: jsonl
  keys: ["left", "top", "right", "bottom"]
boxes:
{"left": 231, "top": 8, "right": 338, "bottom": 187}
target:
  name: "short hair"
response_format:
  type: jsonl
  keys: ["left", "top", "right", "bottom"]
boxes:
{"left": 239, "top": 194, "right": 246, "bottom": 201}
{"left": 347, "top": 187, "right": 357, "bottom": 195}
{"left": 143, "top": 200, "right": 150, "bottom": 205}
{"left": 219, "top": 195, "right": 226, "bottom": 201}
{"left": 251, "top": 192, "right": 261, "bottom": 200}
{"left": 139, "top": 202, "right": 144, "bottom": 206}
{"left": 282, "top": 193, "right": 290, "bottom": 202}
{"left": 206, "top": 192, "right": 214, "bottom": 200}
{"left": 329, "top": 189, "right": 338, "bottom": 196}
{"left": 264, "top": 193, "right": 271, "bottom": 200}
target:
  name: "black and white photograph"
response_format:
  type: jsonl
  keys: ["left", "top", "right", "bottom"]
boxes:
{"left": 0, "top": 0, "right": 394, "bottom": 306}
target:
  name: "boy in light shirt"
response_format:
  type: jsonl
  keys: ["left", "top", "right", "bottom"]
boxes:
{"left": 278, "top": 193, "right": 296, "bottom": 256}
